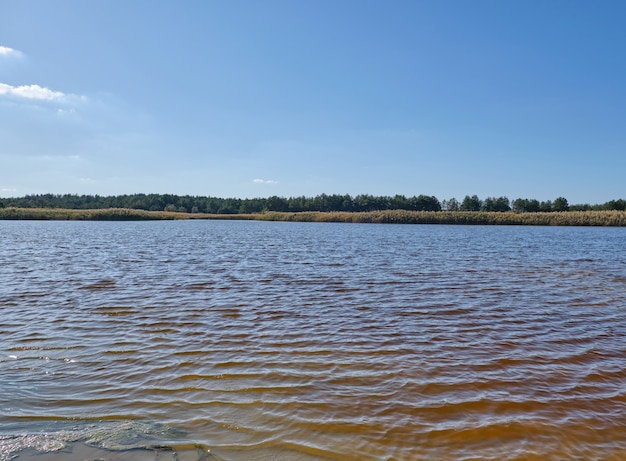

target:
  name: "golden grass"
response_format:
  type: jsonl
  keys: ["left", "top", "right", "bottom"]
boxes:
{"left": 255, "top": 210, "right": 626, "bottom": 226}
{"left": 0, "top": 207, "right": 180, "bottom": 220}
{"left": 1, "top": 207, "right": 626, "bottom": 226}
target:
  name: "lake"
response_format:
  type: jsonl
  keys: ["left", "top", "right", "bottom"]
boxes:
{"left": 1, "top": 220, "right": 626, "bottom": 460}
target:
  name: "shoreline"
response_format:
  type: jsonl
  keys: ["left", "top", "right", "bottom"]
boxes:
{"left": 1, "top": 207, "right": 626, "bottom": 226}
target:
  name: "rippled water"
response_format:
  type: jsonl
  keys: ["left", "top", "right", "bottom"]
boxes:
{"left": 2, "top": 220, "right": 626, "bottom": 460}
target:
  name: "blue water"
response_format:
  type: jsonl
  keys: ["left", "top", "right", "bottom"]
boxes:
{"left": 2, "top": 221, "right": 626, "bottom": 460}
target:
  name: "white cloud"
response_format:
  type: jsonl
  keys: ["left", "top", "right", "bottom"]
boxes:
{"left": 0, "top": 47, "right": 86, "bottom": 106}
{"left": 0, "top": 46, "right": 22, "bottom": 57}
{"left": 57, "top": 108, "right": 77, "bottom": 116}
{"left": 253, "top": 178, "right": 278, "bottom": 184}
{"left": 0, "top": 83, "right": 66, "bottom": 101}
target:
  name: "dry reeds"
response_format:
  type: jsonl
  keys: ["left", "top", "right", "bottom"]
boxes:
{"left": 2, "top": 208, "right": 626, "bottom": 226}
{"left": 254, "top": 210, "right": 626, "bottom": 226}
{"left": 0, "top": 207, "right": 179, "bottom": 220}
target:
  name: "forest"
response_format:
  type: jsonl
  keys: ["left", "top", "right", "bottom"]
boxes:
{"left": 1, "top": 193, "right": 625, "bottom": 214}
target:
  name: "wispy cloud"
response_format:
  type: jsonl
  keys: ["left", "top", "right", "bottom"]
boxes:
{"left": 0, "top": 46, "right": 83, "bottom": 104}
{"left": 253, "top": 178, "right": 278, "bottom": 184}
{"left": 0, "top": 83, "right": 67, "bottom": 101}
{"left": 0, "top": 45, "right": 22, "bottom": 57}
{"left": 56, "top": 108, "right": 77, "bottom": 116}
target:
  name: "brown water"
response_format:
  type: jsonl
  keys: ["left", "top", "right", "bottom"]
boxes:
{"left": 2, "top": 220, "right": 626, "bottom": 460}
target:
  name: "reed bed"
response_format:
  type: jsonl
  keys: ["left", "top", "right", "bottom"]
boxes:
{"left": 2, "top": 207, "right": 626, "bottom": 226}
{"left": 0, "top": 207, "right": 180, "bottom": 220}
{"left": 256, "top": 210, "right": 626, "bottom": 226}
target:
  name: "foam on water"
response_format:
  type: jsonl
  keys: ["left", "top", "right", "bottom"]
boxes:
{"left": 0, "top": 420, "right": 212, "bottom": 461}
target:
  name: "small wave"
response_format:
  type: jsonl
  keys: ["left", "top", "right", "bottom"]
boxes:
{"left": 1, "top": 420, "right": 212, "bottom": 461}
{"left": 79, "top": 279, "right": 117, "bottom": 290}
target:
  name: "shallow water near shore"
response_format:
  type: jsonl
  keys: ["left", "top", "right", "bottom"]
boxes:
{"left": 2, "top": 220, "right": 626, "bottom": 460}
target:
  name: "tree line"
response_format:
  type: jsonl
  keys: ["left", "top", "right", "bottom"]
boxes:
{"left": 0, "top": 193, "right": 625, "bottom": 214}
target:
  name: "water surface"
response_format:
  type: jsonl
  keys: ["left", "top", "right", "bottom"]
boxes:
{"left": 2, "top": 221, "right": 626, "bottom": 460}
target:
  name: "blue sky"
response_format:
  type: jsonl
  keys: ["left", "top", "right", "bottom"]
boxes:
{"left": 1, "top": 1, "right": 625, "bottom": 204}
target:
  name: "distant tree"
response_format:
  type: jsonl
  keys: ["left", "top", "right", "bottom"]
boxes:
{"left": 311, "top": 194, "right": 330, "bottom": 212}
{"left": 460, "top": 195, "right": 482, "bottom": 211}
{"left": 553, "top": 197, "right": 569, "bottom": 212}
{"left": 239, "top": 199, "right": 264, "bottom": 214}
{"left": 203, "top": 198, "right": 220, "bottom": 214}
{"left": 539, "top": 200, "right": 553, "bottom": 212}
{"left": 287, "top": 196, "right": 307, "bottom": 212}
{"left": 497, "top": 196, "right": 511, "bottom": 212}
{"left": 601, "top": 199, "right": 626, "bottom": 211}
{"left": 410, "top": 195, "right": 441, "bottom": 211}
{"left": 326, "top": 193, "right": 350, "bottom": 211}
{"left": 340, "top": 194, "right": 355, "bottom": 212}
{"left": 512, "top": 198, "right": 526, "bottom": 213}
{"left": 266, "top": 195, "right": 289, "bottom": 212}
{"left": 513, "top": 198, "right": 541, "bottom": 213}
{"left": 7, "top": 192, "right": 623, "bottom": 216}
{"left": 482, "top": 196, "right": 510, "bottom": 212}
{"left": 217, "top": 198, "right": 241, "bottom": 214}
{"left": 354, "top": 194, "right": 377, "bottom": 212}
{"left": 526, "top": 199, "right": 540, "bottom": 212}
{"left": 442, "top": 198, "right": 460, "bottom": 211}
{"left": 372, "top": 195, "right": 392, "bottom": 211}
{"left": 391, "top": 194, "right": 408, "bottom": 210}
